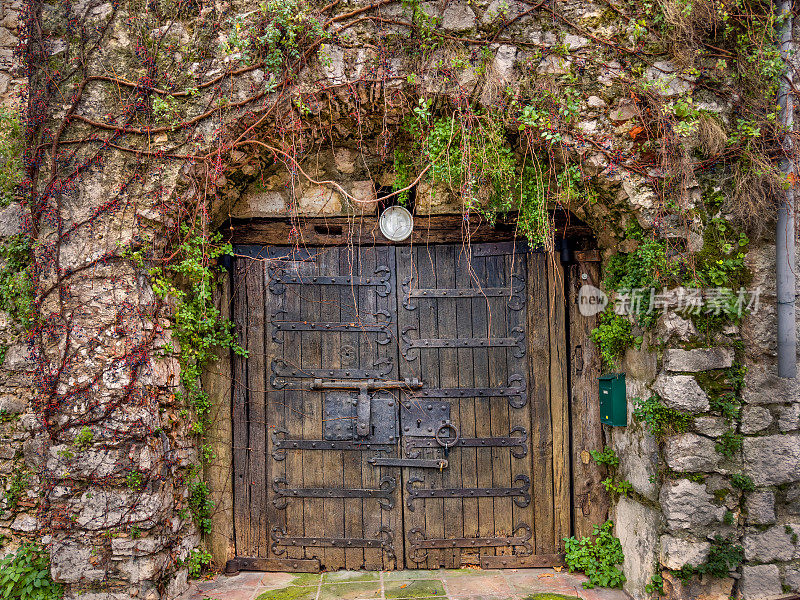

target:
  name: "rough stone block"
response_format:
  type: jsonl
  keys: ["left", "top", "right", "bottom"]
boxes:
{"left": 10, "top": 513, "right": 37, "bottom": 532}
{"left": 743, "top": 524, "right": 798, "bottom": 562}
{"left": 652, "top": 374, "right": 710, "bottom": 413}
{"left": 739, "top": 564, "right": 782, "bottom": 599}
{"left": 659, "top": 535, "right": 710, "bottom": 569}
{"left": 785, "top": 566, "right": 800, "bottom": 592}
{"left": 743, "top": 365, "right": 800, "bottom": 404}
{"left": 741, "top": 406, "right": 773, "bottom": 434}
{"left": 75, "top": 489, "right": 169, "bottom": 530}
{"left": 744, "top": 434, "right": 800, "bottom": 485}
{"left": 111, "top": 536, "right": 164, "bottom": 557}
{"left": 692, "top": 416, "right": 727, "bottom": 437}
{"left": 663, "top": 433, "right": 721, "bottom": 473}
{"left": 778, "top": 403, "right": 800, "bottom": 432}
{"left": 745, "top": 491, "right": 775, "bottom": 525}
{"left": 2, "top": 344, "right": 34, "bottom": 372}
{"left": 614, "top": 497, "right": 659, "bottom": 600}
{"left": 0, "top": 202, "right": 24, "bottom": 238}
{"left": 660, "top": 479, "right": 724, "bottom": 529}
{"left": 440, "top": 2, "right": 475, "bottom": 31}
{"left": 664, "top": 348, "right": 734, "bottom": 372}
{"left": 51, "top": 539, "right": 106, "bottom": 583}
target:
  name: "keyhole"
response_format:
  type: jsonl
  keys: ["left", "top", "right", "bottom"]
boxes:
{"left": 416, "top": 418, "right": 422, "bottom": 427}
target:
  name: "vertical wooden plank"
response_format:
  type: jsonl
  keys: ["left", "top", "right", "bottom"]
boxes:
{"left": 378, "top": 245, "right": 401, "bottom": 570}
{"left": 436, "top": 245, "right": 461, "bottom": 568}
{"left": 265, "top": 256, "right": 286, "bottom": 558}
{"left": 505, "top": 249, "right": 533, "bottom": 553}
{"left": 245, "top": 259, "right": 268, "bottom": 557}
{"left": 320, "top": 248, "right": 345, "bottom": 569}
{"left": 232, "top": 258, "right": 251, "bottom": 557}
{"left": 486, "top": 253, "right": 511, "bottom": 553}
{"left": 528, "top": 252, "right": 554, "bottom": 553}
{"left": 471, "top": 252, "right": 495, "bottom": 551}
{"left": 548, "top": 252, "right": 571, "bottom": 551}
{"left": 283, "top": 254, "right": 308, "bottom": 561}
{"left": 455, "top": 245, "right": 477, "bottom": 565}
{"left": 360, "top": 246, "right": 383, "bottom": 571}
{"left": 341, "top": 246, "right": 365, "bottom": 570}
{"left": 303, "top": 252, "right": 325, "bottom": 562}
{"left": 568, "top": 261, "right": 608, "bottom": 539}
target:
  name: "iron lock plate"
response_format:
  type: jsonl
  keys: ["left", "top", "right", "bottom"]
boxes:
{"left": 400, "top": 400, "right": 451, "bottom": 437}
{"left": 323, "top": 391, "right": 398, "bottom": 443}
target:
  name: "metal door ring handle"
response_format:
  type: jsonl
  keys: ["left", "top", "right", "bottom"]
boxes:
{"left": 435, "top": 422, "right": 459, "bottom": 448}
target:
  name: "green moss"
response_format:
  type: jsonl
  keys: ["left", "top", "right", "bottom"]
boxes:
{"left": 256, "top": 587, "right": 318, "bottom": 600}
{"left": 384, "top": 579, "right": 445, "bottom": 598}
{"left": 524, "top": 595, "right": 581, "bottom": 600}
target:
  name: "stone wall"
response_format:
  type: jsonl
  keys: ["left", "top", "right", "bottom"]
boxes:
{"left": 9, "top": 0, "right": 800, "bottom": 598}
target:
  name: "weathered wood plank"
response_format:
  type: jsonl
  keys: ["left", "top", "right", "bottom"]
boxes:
{"left": 232, "top": 258, "right": 251, "bottom": 557}
{"left": 528, "top": 252, "right": 554, "bottom": 553}
{"left": 548, "top": 253, "right": 571, "bottom": 551}
{"left": 567, "top": 262, "right": 608, "bottom": 539}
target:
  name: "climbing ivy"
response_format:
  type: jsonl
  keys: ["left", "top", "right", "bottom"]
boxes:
{"left": 632, "top": 395, "right": 693, "bottom": 439}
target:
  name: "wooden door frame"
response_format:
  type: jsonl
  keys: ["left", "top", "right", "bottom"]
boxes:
{"left": 205, "top": 215, "right": 605, "bottom": 572}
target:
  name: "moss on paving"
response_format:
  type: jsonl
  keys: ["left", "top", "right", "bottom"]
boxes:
{"left": 384, "top": 579, "right": 446, "bottom": 598}
{"left": 255, "top": 586, "right": 318, "bottom": 600}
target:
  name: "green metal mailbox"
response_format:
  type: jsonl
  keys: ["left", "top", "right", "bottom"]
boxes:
{"left": 599, "top": 373, "right": 627, "bottom": 426}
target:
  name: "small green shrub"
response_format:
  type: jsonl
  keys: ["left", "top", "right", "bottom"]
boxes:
{"left": 185, "top": 548, "right": 212, "bottom": 578}
{"left": 73, "top": 426, "right": 94, "bottom": 451}
{"left": 0, "top": 234, "right": 34, "bottom": 328}
{"left": 126, "top": 470, "right": 143, "bottom": 492}
{"left": 730, "top": 474, "right": 755, "bottom": 492}
{"left": 696, "top": 536, "right": 743, "bottom": 578}
{"left": 645, "top": 572, "right": 664, "bottom": 596}
{"left": 0, "top": 543, "right": 63, "bottom": 600}
{"left": 715, "top": 429, "right": 743, "bottom": 459}
{"left": 2, "top": 468, "right": 29, "bottom": 515}
{"left": 601, "top": 477, "right": 633, "bottom": 497}
{"left": 188, "top": 475, "right": 214, "bottom": 534}
{"left": 591, "top": 311, "right": 635, "bottom": 370}
{"left": 0, "top": 107, "right": 23, "bottom": 207}
{"left": 590, "top": 447, "right": 620, "bottom": 468}
{"left": 632, "top": 396, "right": 692, "bottom": 439}
{"left": 564, "top": 521, "right": 626, "bottom": 589}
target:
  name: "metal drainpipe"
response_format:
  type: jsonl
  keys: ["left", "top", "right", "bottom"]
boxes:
{"left": 777, "top": 0, "right": 797, "bottom": 378}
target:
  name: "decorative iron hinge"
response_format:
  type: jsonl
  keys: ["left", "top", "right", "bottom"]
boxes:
{"left": 402, "top": 274, "right": 524, "bottom": 310}
{"left": 404, "top": 475, "right": 530, "bottom": 511}
{"left": 403, "top": 427, "right": 528, "bottom": 459}
{"left": 272, "top": 310, "right": 393, "bottom": 344}
{"left": 268, "top": 266, "right": 391, "bottom": 296}
{"left": 270, "top": 358, "right": 393, "bottom": 389}
{"left": 401, "top": 326, "right": 525, "bottom": 360}
{"left": 270, "top": 428, "right": 393, "bottom": 460}
{"left": 271, "top": 526, "right": 395, "bottom": 560}
{"left": 367, "top": 457, "right": 448, "bottom": 469}
{"left": 412, "top": 375, "right": 527, "bottom": 408}
{"left": 407, "top": 523, "right": 532, "bottom": 564}
{"left": 272, "top": 476, "right": 396, "bottom": 510}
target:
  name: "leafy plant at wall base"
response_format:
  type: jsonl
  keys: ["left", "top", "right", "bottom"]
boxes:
{"left": 185, "top": 548, "right": 213, "bottom": 578}
{"left": 563, "top": 521, "right": 626, "bottom": 589}
{"left": 0, "top": 107, "right": 23, "bottom": 207}
{"left": 2, "top": 468, "right": 29, "bottom": 515}
{"left": 645, "top": 572, "right": 664, "bottom": 596}
{"left": 632, "top": 396, "right": 692, "bottom": 439}
{"left": 0, "top": 543, "right": 62, "bottom": 600}
{"left": 591, "top": 310, "right": 634, "bottom": 370}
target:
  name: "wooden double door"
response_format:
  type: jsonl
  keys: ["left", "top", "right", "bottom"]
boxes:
{"left": 231, "top": 242, "right": 574, "bottom": 571}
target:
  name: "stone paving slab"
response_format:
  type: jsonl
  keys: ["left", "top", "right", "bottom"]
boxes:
{"left": 183, "top": 568, "right": 631, "bottom": 600}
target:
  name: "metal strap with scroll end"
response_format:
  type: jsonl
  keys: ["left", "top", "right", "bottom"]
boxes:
{"left": 270, "top": 358, "right": 393, "bottom": 389}
{"left": 404, "top": 474, "right": 530, "bottom": 511}
{"left": 367, "top": 457, "right": 448, "bottom": 469}
{"left": 403, "top": 427, "right": 528, "bottom": 459}
{"left": 402, "top": 274, "right": 524, "bottom": 310}
{"left": 412, "top": 375, "right": 527, "bottom": 409}
{"left": 270, "top": 428, "right": 393, "bottom": 461}
{"left": 271, "top": 526, "right": 395, "bottom": 560}
{"left": 407, "top": 523, "right": 532, "bottom": 564}
{"left": 272, "top": 309, "right": 393, "bottom": 345}
{"left": 272, "top": 476, "right": 396, "bottom": 510}
{"left": 401, "top": 326, "right": 525, "bottom": 360}
{"left": 268, "top": 266, "right": 391, "bottom": 296}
